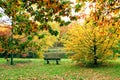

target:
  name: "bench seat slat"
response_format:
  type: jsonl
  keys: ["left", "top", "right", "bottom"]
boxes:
{"left": 44, "top": 58, "right": 60, "bottom": 60}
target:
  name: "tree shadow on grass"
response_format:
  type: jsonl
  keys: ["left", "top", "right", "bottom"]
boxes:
{"left": 73, "top": 60, "right": 120, "bottom": 69}
{"left": 12, "top": 59, "right": 32, "bottom": 66}
{"left": 14, "top": 59, "right": 32, "bottom": 64}
{"left": 0, "top": 59, "right": 33, "bottom": 69}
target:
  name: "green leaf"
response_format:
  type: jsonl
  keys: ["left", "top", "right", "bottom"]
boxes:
{"left": 54, "top": 31, "right": 59, "bottom": 36}
{"left": 28, "top": 36, "right": 33, "bottom": 40}
{"left": 18, "top": 31, "right": 22, "bottom": 35}
{"left": 0, "top": 13, "right": 2, "bottom": 17}
{"left": 64, "top": 21, "right": 71, "bottom": 26}
{"left": 75, "top": 3, "right": 82, "bottom": 12}
{"left": 38, "top": 34, "right": 45, "bottom": 39}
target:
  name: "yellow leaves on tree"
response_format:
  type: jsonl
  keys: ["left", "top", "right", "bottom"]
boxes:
{"left": 1, "top": 0, "right": 23, "bottom": 18}
{"left": 30, "top": 21, "right": 38, "bottom": 32}
{"left": 63, "top": 18, "right": 119, "bottom": 65}
{"left": 30, "top": 30, "right": 57, "bottom": 58}
{"left": 0, "top": 24, "right": 12, "bottom": 37}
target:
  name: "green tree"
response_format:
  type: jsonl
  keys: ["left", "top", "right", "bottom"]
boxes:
{"left": 0, "top": 0, "right": 77, "bottom": 65}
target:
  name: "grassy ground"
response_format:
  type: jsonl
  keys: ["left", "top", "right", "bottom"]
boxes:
{"left": 0, "top": 58, "right": 120, "bottom": 80}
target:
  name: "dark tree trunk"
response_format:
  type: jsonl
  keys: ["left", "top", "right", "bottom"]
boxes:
{"left": 93, "top": 38, "right": 97, "bottom": 65}
{"left": 10, "top": 53, "right": 14, "bottom": 65}
{"left": 94, "top": 56, "right": 97, "bottom": 65}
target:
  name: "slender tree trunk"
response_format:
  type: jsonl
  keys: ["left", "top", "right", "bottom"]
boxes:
{"left": 10, "top": 22, "right": 14, "bottom": 65}
{"left": 94, "top": 55, "right": 97, "bottom": 65}
{"left": 93, "top": 38, "right": 97, "bottom": 65}
{"left": 93, "top": 44, "right": 97, "bottom": 65}
{"left": 10, "top": 53, "right": 14, "bottom": 65}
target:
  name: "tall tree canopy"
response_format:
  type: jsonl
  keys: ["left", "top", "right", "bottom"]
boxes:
{"left": 63, "top": 0, "right": 120, "bottom": 65}
{"left": 0, "top": 0, "right": 77, "bottom": 35}
{"left": 0, "top": 0, "right": 77, "bottom": 64}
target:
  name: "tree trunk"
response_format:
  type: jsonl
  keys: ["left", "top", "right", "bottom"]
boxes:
{"left": 10, "top": 53, "right": 14, "bottom": 65}
{"left": 93, "top": 40, "right": 97, "bottom": 65}
{"left": 94, "top": 56, "right": 97, "bottom": 65}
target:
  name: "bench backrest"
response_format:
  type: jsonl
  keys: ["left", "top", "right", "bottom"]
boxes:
{"left": 44, "top": 52, "right": 65, "bottom": 58}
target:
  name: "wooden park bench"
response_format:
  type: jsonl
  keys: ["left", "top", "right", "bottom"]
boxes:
{"left": 44, "top": 57, "right": 60, "bottom": 64}
{"left": 43, "top": 52, "right": 64, "bottom": 65}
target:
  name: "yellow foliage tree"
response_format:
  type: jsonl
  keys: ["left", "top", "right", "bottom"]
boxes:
{"left": 23, "top": 22, "right": 59, "bottom": 58}
{"left": 63, "top": 0, "right": 120, "bottom": 65}
{"left": 63, "top": 17, "right": 120, "bottom": 65}
{"left": 30, "top": 30, "right": 57, "bottom": 58}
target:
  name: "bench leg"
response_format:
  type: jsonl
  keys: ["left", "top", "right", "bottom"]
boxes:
{"left": 56, "top": 60, "right": 59, "bottom": 65}
{"left": 47, "top": 60, "right": 49, "bottom": 64}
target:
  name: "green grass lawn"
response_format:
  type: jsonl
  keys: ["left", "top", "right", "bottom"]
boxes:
{"left": 0, "top": 58, "right": 120, "bottom": 80}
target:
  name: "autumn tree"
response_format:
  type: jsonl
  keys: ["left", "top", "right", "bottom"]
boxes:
{"left": 63, "top": 0, "right": 120, "bottom": 65}
{"left": 0, "top": 0, "right": 75, "bottom": 35}
{"left": 63, "top": 21, "right": 119, "bottom": 65}
{"left": 19, "top": 22, "right": 59, "bottom": 58}
{"left": 0, "top": 0, "right": 77, "bottom": 65}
